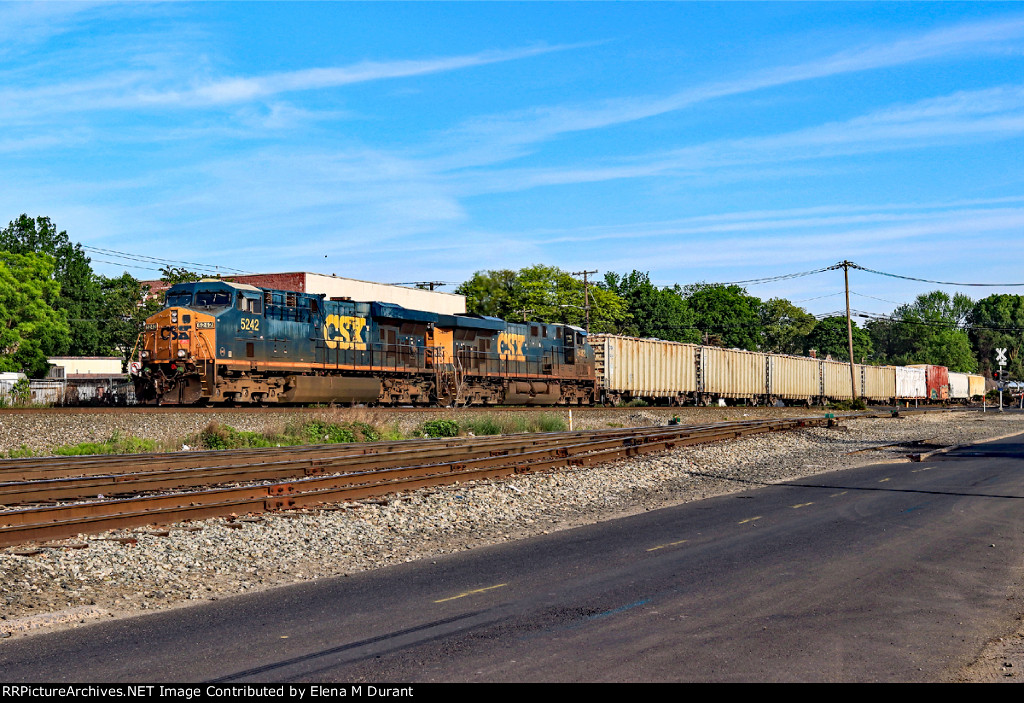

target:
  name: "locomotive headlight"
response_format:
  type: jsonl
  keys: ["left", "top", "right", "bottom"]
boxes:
{"left": 177, "top": 349, "right": 187, "bottom": 359}
{"left": 141, "top": 350, "right": 150, "bottom": 358}
{"left": 171, "top": 311, "right": 178, "bottom": 323}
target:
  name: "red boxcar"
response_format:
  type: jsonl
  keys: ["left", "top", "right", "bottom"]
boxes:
{"left": 908, "top": 364, "right": 949, "bottom": 401}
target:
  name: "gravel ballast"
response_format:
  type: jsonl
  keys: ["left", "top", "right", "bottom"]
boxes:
{"left": 1, "top": 407, "right": 1023, "bottom": 680}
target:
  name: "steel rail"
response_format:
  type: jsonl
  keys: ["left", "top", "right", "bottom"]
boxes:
{"left": 0, "top": 423, "right": 783, "bottom": 504}
{"left": 0, "top": 420, "right": 803, "bottom": 504}
{"left": 0, "top": 419, "right": 792, "bottom": 482}
{"left": 0, "top": 406, "right": 941, "bottom": 482}
{"left": 0, "top": 417, "right": 830, "bottom": 547}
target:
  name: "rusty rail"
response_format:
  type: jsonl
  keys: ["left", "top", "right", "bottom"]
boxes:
{"left": 0, "top": 415, "right": 852, "bottom": 547}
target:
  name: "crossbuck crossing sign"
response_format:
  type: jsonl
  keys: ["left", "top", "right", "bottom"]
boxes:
{"left": 996, "top": 348, "right": 1008, "bottom": 365}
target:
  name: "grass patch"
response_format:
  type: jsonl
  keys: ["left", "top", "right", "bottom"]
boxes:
{"left": 7, "top": 432, "right": 160, "bottom": 457}
{"left": 54, "top": 435, "right": 159, "bottom": 456}
{"left": 6, "top": 444, "right": 36, "bottom": 458}
{"left": 196, "top": 423, "right": 277, "bottom": 450}
{"left": 418, "top": 419, "right": 460, "bottom": 438}
{"left": 293, "top": 418, "right": 381, "bottom": 444}
{"left": 379, "top": 423, "right": 405, "bottom": 441}
{"left": 535, "top": 412, "right": 568, "bottom": 433}
{"left": 189, "top": 418, "right": 387, "bottom": 450}
{"left": 4, "top": 409, "right": 570, "bottom": 458}
{"left": 462, "top": 412, "right": 567, "bottom": 436}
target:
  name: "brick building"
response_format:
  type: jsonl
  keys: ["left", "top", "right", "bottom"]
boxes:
{"left": 142, "top": 272, "right": 466, "bottom": 315}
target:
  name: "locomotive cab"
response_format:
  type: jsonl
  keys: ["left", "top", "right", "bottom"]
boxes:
{"left": 134, "top": 280, "right": 264, "bottom": 404}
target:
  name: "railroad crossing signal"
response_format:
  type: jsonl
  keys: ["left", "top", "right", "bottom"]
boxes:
{"left": 996, "top": 348, "right": 1008, "bottom": 365}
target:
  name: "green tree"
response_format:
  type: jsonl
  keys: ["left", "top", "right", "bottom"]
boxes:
{"left": 455, "top": 269, "right": 518, "bottom": 318}
{"left": 160, "top": 265, "right": 203, "bottom": 286}
{"left": 0, "top": 214, "right": 101, "bottom": 356}
{"left": 0, "top": 251, "right": 71, "bottom": 376}
{"left": 97, "top": 273, "right": 161, "bottom": 364}
{"left": 602, "top": 271, "right": 699, "bottom": 342}
{"left": 804, "top": 316, "right": 872, "bottom": 362}
{"left": 457, "top": 265, "right": 629, "bottom": 333}
{"left": 759, "top": 298, "right": 817, "bottom": 354}
{"left": 881, "top": 291, "right": 976, "bottom": 371}
{"left": 865, "top": 317, "right": 898, "bottom": 365}
{"left": 681, "top": 283, "right": 763, "bottom": 350}
{"left": 969, "top": 294, "right": 1024, "bottom": 379}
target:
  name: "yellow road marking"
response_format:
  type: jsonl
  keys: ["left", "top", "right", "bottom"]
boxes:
{"left": 791, "top": 502, "right": 814, "bottom": 509}
{"left": 830, "top": 491, "right": 847, "bottom": 497}
{"left": 738, "top": 516, "right": 761, "bottom": 525}
{"left": 434, "top": 583, "right": 507, "bottom": 603}
{"left": 647, "top": 539, "right": 689, "bottom": 552}
{"left": 879, "top": 477, "right": 891, "bottom": 483}
{"left": 911, "top": 467, "right": 933, "bottom": 473}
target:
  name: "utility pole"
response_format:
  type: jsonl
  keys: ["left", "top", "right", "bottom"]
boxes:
{"left": 830, "top": 261, "right": 859, "bottom": 400}
{"left": 572, "top": 269, "right": 598, "bottom": 334}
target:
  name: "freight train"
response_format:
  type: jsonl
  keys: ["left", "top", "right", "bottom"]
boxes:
{"left": 132, "top": 279, "right": 985, "bottom": 407}
{"left": 132, "top": 280, "right": 595, "bottom": 406}
{"left": 589, "top": 335, "right": 986, "bottom": 406}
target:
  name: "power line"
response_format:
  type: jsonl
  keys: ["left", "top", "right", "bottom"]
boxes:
{"left": 82, "top": 245, "right": 255, "bottom": 275}
{"left": 699, "top": 260, "right": 1024, "bottom": 293}
{"left": 86, "top": 257, "right": 166, "bottom": 272}
{"left": 385, "top": 281, "right": 456, "bottom": 290}
{"left": 814, "top": 310, "right": 851, "bottom": 320}
{"left": 714, "top": 266, "right": 833, "bottom": 286}
{"left": 851, "top": 291, "right": 904, "bottom": 306}
{"left": 792, "top": 292, "right": 843, "bottom": 303}
{"left": 849, "top": 263, "right": 1024, "bottom": 287}
{"left": 855, "top": 310, "right": 1024, "bottom": 332}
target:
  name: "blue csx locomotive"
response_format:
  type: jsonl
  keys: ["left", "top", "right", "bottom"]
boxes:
{"left": 132, "top": 280, "right": 596, "bottom": 405}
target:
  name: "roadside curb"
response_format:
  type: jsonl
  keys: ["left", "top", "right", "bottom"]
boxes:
{"left": 909, "top": 428, "right": 1024, "bottom": 462}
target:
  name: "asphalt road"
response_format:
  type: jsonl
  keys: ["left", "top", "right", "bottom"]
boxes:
{"left": 3, "top": 434, "right": 1024, "bottom": 682}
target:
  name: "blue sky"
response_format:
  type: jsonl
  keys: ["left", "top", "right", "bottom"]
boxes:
{"left": 2, "top": 2, "right": 1024, "bottom": 318}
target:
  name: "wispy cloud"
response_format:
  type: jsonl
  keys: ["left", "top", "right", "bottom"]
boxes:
{"left": 0, "top": 43, "right": 581, "bottom": 122}
{"left": 445, "top": 83, "right": 1024, "bottom": 195}
{"left": 5, "top": 6, "right": 1024, "bottom": 309}
{"left": 0, "top": 2, "right": 105, "bottom": 52}
{"left": 460, "top": 199, "right": 1024, "bottom": 257}
{"left": 435, "top": 15, "right": 1024, "bottom": 166}
{"left": 155, "top": 45, "right": 577, "bottom": 107}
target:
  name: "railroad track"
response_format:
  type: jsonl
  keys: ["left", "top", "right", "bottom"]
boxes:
{"left": 0, "top": 404, "right": 673, "bottom": 416}
{"left": 0, "top": 411, "right": 910, "bottom": 548}
{"left": 0, "top": 403, "right": 965, "bottom": 416}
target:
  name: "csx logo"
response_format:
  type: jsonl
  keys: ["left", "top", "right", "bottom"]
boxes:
{"left": 497, "top": 332, "right": 526, "bottom": 361}
{"left": 324, "top": 315, "right": 367, "bottom": 350}
{"left": 160, "top": 325, "right": 191, "bottom": 342}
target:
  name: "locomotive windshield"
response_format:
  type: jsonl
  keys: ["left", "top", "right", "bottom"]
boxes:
{"left": 194, "top": 290, "right": 233, "bottom": 308}
{"left": 165, "top": 292, "right": 192, "bottom": 308}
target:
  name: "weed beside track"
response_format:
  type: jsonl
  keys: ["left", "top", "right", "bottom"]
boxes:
{"left": 5, "top": 411, "right": 576, "bottom": 457}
